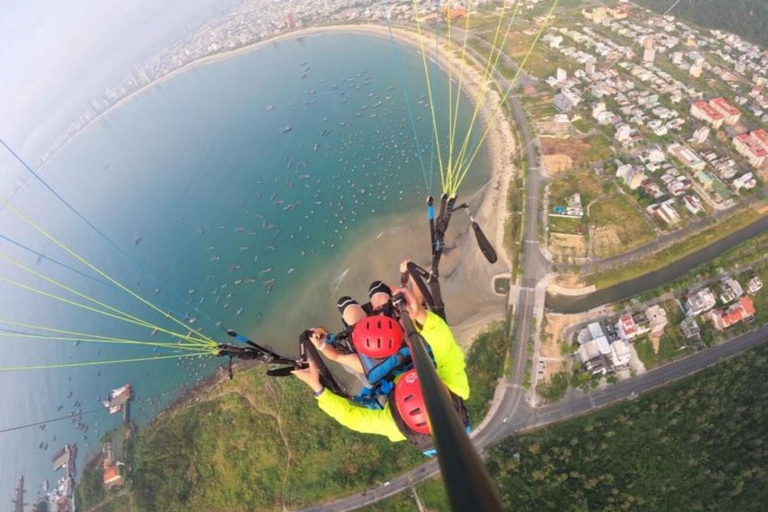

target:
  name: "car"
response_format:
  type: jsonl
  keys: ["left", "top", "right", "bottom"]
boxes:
{"left": 502, "top": 416, "right": 509, "bottom": 423}
{"left": 383, "top": 481, "right": 391, "bottom": 486}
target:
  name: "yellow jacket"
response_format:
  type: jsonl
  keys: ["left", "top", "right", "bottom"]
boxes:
{"left": 316, "top": 311, "right": 469, "bottom": 442}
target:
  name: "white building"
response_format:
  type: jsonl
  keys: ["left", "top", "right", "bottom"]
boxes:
{"left": 685, "top": 287, "right": 717, "bottom": 316}
{"left": 692, "top": 126, "right": 710, "bottom": 144}
{"left": 610, "top": 339, "right": 631, "bottom": 368}
{"left": 646, "top": 304, "right": 668, "bottom": 334}
{"left": 616, "top": 312, "right": 650, "bottom": 341}
{"left": 719, "top": 277, "right": 744, "bottom": 304}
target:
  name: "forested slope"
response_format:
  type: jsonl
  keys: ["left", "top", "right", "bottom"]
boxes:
{"left": 488, "top": 343, "right": 768, "bottom": 512}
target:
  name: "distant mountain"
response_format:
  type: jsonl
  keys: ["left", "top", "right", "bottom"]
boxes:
{"left": 635, "top": 0, "right": 768, "bottom": 49}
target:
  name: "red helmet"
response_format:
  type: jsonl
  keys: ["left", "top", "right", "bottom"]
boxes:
{"left": 351, "top": 314, "right": 404, "bottom": 358}
{"left": 394, "top": 369, "right": 430, "bottom": 434}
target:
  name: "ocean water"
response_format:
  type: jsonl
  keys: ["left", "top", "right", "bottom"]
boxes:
{"left": 0, "top": 32, "right": 488, "bottom": 501}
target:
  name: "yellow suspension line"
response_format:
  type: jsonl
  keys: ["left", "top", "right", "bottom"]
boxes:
{"left": 450, "top": 0, "right": 523, "bottom": 194}
{"left": 410, "top": 0, "right": 446, "bottom": 190}
{"left": 446, "top": 6, "right": 454, "bottom": 189}
{"left": 447, "top": 0, "right": 473, "bottom": 190}
{"left": 0, "top": 318, "right": 205, "bottom": 349}
{"left": 0, "top": 351, "right": 215, "bottom": 373}
{"left": 0, "top": 277, "right": 213, "bottom": 348}
{"left": 0, "top": 328, "right": 207, "bottom": 352}
{"left": 0, "top": 332, "right": 212, "bottom": 352}
{"left": 0, "top": 252, "right": 212, "bottom": 347}
{"left": 0, "top": 198, "right": 218, "bottom": 345}
{"left": 453, "top": 0, "right": 559, "bottom": 193}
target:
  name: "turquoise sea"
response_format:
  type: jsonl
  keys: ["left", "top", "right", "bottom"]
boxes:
{"left": 0, "top": 32, "right": 488, "bottom": 501}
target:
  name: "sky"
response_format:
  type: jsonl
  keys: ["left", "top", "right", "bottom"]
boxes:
{"left": 0, "top": 0, "right": 238, "bottom": 172}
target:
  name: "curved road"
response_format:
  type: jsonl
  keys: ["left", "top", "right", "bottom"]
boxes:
{"left": 296, "top": 25, "right": 768, "bottom": 512}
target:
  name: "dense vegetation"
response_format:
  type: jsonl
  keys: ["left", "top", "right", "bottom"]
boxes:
{"left": 488, "top": 343, "right": 768, "bottom": 512}
{"left": 636, "top": 0, "right": 768, "bottom": 49}
{"left": 76, "top": 457, "right": 105, "bottom": 511}
{"left": 32, "top": 502, "right": 49, "bottom": 512}
{"left": 123, "top": 322, "right": 508, "bottom": 512}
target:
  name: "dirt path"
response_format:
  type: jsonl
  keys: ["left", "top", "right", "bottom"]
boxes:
{"left": 203, "top": 385, "right": 294, "bottom": 509}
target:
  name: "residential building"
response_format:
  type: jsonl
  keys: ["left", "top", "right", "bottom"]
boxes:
{"left": 692, "top": 126, "right": 710, "bottom": 144}
{"left": 747, "top": 276, "right": 763, "bottom": 294}
{"left": 103, "top": 460, "right": 124, "bottom": 489}
{"left": 690, "top": 100, "right": 724, "bottom": 128}
{"left": 646, "top": 304, "right": 668, "bottom": 334}
{"left": 709, "top": 296, "right": 756, "bottom": 329}
{"left": 719, "top": 277, "right": 744, "bottom": 304}
{"left": 615, "top": 123, "right": 632, "bottom": 143}
{"left": 683, "top": 194, "right": 704, "bottom": 214}
{"left": 681, "top": 316, "right": 701, "bottom": 339}
{"left": 554, "top": 92, "right": 577, "bottom": 113}
{"left": 710, "top": 97, "right": 741, "bottom": 125}
{"left": 566, "top": 193, "right": 584, "bottom": 217}
{"left": 610, "top": 338, "right": 631, "bottom": 368}
{"left": 666, "top": 176, "right": 692, "bottom": 196}
{"left": 642, "top": 180, "right": 665, "bottom": 199}
{"left": 578, "top": 337, "right": 611, "bottom": 375}
{"left": 733, "top": 172, "right": 758, "bottom": 190}
{"left": 643, "top": 46, "right": 656, "bottom": 64}
{"left": 616, "top": 163, "right": 646, "bottom": 189}
{"left": 685, "top": 287, "right": 717, "bottom": 316}
{"left": 733, "top": 132, "right": 768, "bottom": 168}
{"left": 651, "top": 198, "right": 681, "bottom": 224}
{"left": 586, "top": 58, "right": 596, "bottom": 76}
{"left": 668, "top": 144, "right": 706, "bottom": 171}
{"left": 753, "top": 129, "right": 768, "bottom": 152}
{"left": 690, "top": 62, "right": 703, "bottom": 78}
{"left": 616, "top": 312, "right": 651, "bottom": 341}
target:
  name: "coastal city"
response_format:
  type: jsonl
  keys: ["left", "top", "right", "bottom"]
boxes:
{"left": 6, "top": 0, "right": 768, "bottom": 511}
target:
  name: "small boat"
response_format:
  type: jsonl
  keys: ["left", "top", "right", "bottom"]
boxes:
{"left": 266, "top": 105, "right": 275, "bottom": 111}
{"left": 133, "top": 236, "right": 142, "bottom": 245}
{"left": 282, "top": 126, "right": 292, "bottom": 134}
